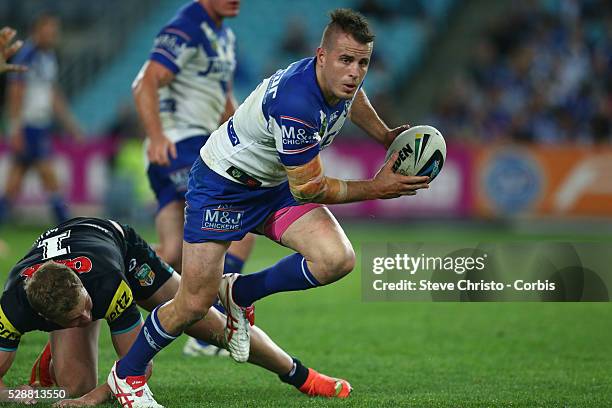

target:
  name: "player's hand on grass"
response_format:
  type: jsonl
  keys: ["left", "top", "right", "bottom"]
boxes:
{"left": 147, "top": 134, "right": 177, "bottom": 166}
{"left": 53, "top": 396, "right": 96, "bottom": 407}
{"left": 372, "top": 152, "right": 429, "bottom": 199}
{"left": 0, "top": 27, "right": 26, "bottom": 74}
{"left": 1, "top": 384, "right": 37, "bottom": 405}
{"left": 382, "top": 124, "right": 410, "bottom": 149}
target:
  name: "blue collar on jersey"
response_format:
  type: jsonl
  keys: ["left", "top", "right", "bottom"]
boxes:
{"left": 185, "top": 0, "right": 226, "bottom": 35}
{"left": 308, "top": 57, "right": 350, "bottom": 112}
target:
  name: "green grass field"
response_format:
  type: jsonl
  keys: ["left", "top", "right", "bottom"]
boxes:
{"left": 1, "top": 222, "right": 612, "bottom": 407}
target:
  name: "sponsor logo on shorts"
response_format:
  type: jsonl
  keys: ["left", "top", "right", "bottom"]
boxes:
{"left": 169, "top": 168, "right": 190, "bottom": 192}
{"left": 202, "top": 208, "right": 244, "bottom": 232}
{"left": 134, "top": 264, "right": 155, "bottom": 287}
{"left": 105, "top": 281, "right": 133, "bottom": 323}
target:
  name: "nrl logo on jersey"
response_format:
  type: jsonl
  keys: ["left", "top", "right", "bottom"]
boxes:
{"left": 134, "top": 264, "right": 155, "bottom": 287}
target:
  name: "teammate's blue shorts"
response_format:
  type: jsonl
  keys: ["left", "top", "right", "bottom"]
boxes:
{"left": 184, "top": 157, "right": 302, "bottom": 243}
{"left": 15, "top": 126, "right": 52, "bottom": 164}
{"left": 147, "top": 135, "right": 207, "bottom": 212}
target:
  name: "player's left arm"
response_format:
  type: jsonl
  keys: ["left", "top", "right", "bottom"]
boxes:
{"left": 52, "top": 86, "right": 84, "bottom": 142}
{"left": 219, "top": 79, "right": 238, "bottom": 124}
{"left": 349, "top": 88, "right": 409, "bottom": 148}
{"left": 55, "top": 319, "right": 148, "bottom": 406}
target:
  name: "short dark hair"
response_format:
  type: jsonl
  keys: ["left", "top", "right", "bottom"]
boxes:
{"left": 31, "top": 13, "right": 59, "bottom": 33}
{"left": 321, "top": 8, "right": 375, "bottom": 49}
{"left": 24, "top": 261, "right": 82, "bottom": 322}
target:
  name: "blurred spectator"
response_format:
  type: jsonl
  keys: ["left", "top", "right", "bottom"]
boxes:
{"left": 279, "top": 17, "right": 311, "bottom": 60}
{"left": 356, "top": 0, "right": 394, "bottom": 20}
{"left": 0, "top": 14, "right": 83, "bottom": 226}
{"left": 429, "top": 0, "right": 612, "bottom": 144}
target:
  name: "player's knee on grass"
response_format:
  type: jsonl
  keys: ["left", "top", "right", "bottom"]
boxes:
{"left": 312, "top": 242, "right": 355, "bottom": 284}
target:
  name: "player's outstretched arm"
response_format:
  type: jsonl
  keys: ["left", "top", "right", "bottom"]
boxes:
{"left": 285, "top": 152, "right": 429, "bottom": 204}
{"left": 219, "top": 79, "right": 238, "bottom": 124}
{"left": 53, "top": 87, "right": 85, "bottom": 141}
{"left": 0, "top": 27, "right": 26, "bottom": 74}
{"left": 349, "top": 89, "right": 408, "bottom": 148}
{"left": 132, "top": 60, "right": 177, "bottom": 166}
{"left": 54, "top": 324, "right": 151, "bottom": 407}
{"left": 7, "top": 75, "right": 25, "bottom": 152}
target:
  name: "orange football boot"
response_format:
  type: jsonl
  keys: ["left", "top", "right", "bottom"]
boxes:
{"left": 29, "top": 341, "right": 55, "bottom": 387}
{"left": 299, "top": 368, "right": 352, "bottom": 398}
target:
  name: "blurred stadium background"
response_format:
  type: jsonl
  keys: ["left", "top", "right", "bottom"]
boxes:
{"left": 1, "top": 0, "right": 611, "bottom": 229}
{"left": 1, "top": 1, "right": 612, "bottom": 406}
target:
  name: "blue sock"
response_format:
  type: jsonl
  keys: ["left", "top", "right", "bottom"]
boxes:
{"left": 223, "top": 252, "right": 245, "bottom": 274}
{"left": 117, "top": 305, "right": 178, "bottom": 378}
{"left": 232, "top": 253, "right": 320, "bottom": 307}
{"left": 196, "top": 253, "right": 246, "bottom": 347}
{"left": 49, "top": 193, "right": 69, "bottom": 223}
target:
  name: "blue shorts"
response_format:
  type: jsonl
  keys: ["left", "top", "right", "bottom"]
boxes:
{"left": 184, "top": 157, "right": 301, "bottom": 243}
{"left": 15, "top": 126, "right": 52, "bottom": 164}
{"left": 147, "top": 135, "right": 206, "bottom": 212}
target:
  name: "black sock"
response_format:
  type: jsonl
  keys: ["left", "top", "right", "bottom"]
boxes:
{"left": 279, "top": 357, "right": 310, "bottom": 388}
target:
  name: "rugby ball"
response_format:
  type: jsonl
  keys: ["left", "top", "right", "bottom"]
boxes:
{"left": 385, "top": 125, "right": 446, "bottom": 181}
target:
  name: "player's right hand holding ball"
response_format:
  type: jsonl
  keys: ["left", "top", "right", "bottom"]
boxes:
{"left": 372, "top": 152, "right": 430, "bottom": 199}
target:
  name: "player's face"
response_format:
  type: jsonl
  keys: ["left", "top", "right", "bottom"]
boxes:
{"left": 317, "top": 32, "right": 372, "bottom": 103}
{"left": 210, "top": 0, "right": 240, "bottom": 18}
{"left": 59, "top": 287, "right": 93, "bottom": 328}
{"left": 35, "top": 19, "right": 60, "bottom": 49}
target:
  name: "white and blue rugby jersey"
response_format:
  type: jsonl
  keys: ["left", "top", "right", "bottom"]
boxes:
{"left": 7, "top": 41, "right": 57, "bottom": 128}
{"left": 202, "top": 57, "right": 358, "bottom": 187}
{"left": 148, "top": 1, "right": 236, "bottom": 143}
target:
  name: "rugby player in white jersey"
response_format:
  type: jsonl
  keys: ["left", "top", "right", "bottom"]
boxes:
{"left": 0, "top": 15, "right": 83, "bottom": 228}
{"left": 109, "top": 9, "right": 430, "bottom": 406}
{"left": 132, "top": 0, "right": 255, "bottom": 356}
{"left": 0, "top": 26, "right": 26, "bottom": 257}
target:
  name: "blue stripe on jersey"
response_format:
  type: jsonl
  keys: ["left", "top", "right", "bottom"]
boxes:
{"left": 149, "top": 1, "right": 232, "bottom": 75}
{"left": 227, "top": 118, "right": 241, "bottom": 146}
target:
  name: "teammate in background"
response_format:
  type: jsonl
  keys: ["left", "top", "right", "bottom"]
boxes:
{"left": 0, "top": 217, "right": 350, "bottom": 405}
{"left": 0, "top": 26, "right": 27, "bottom": 257}
{"left": 0, "top": 27, "right": 27, "bottom": 74}
{"left": 110, "top": 9, "right": 429, "bottom": 406}
{"left": 0, "top": 14, "right": 83, "bottom": 227}
{"left": 133, "top": 0, "right": 255, "bottom": 356}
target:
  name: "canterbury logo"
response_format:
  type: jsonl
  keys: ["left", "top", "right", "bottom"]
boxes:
{"left": 144, "top": 327, "right": 161, "bottom": 351}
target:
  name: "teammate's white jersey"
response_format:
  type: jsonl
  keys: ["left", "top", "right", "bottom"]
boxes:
{"left": 148, "top": 2, "right": 236, "bottom": 144}
{"left": 8, "top": 41, "right": 57, "bottom": 128}
{"left": 202, "top": 58, "right": 359, "bottom": 187}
